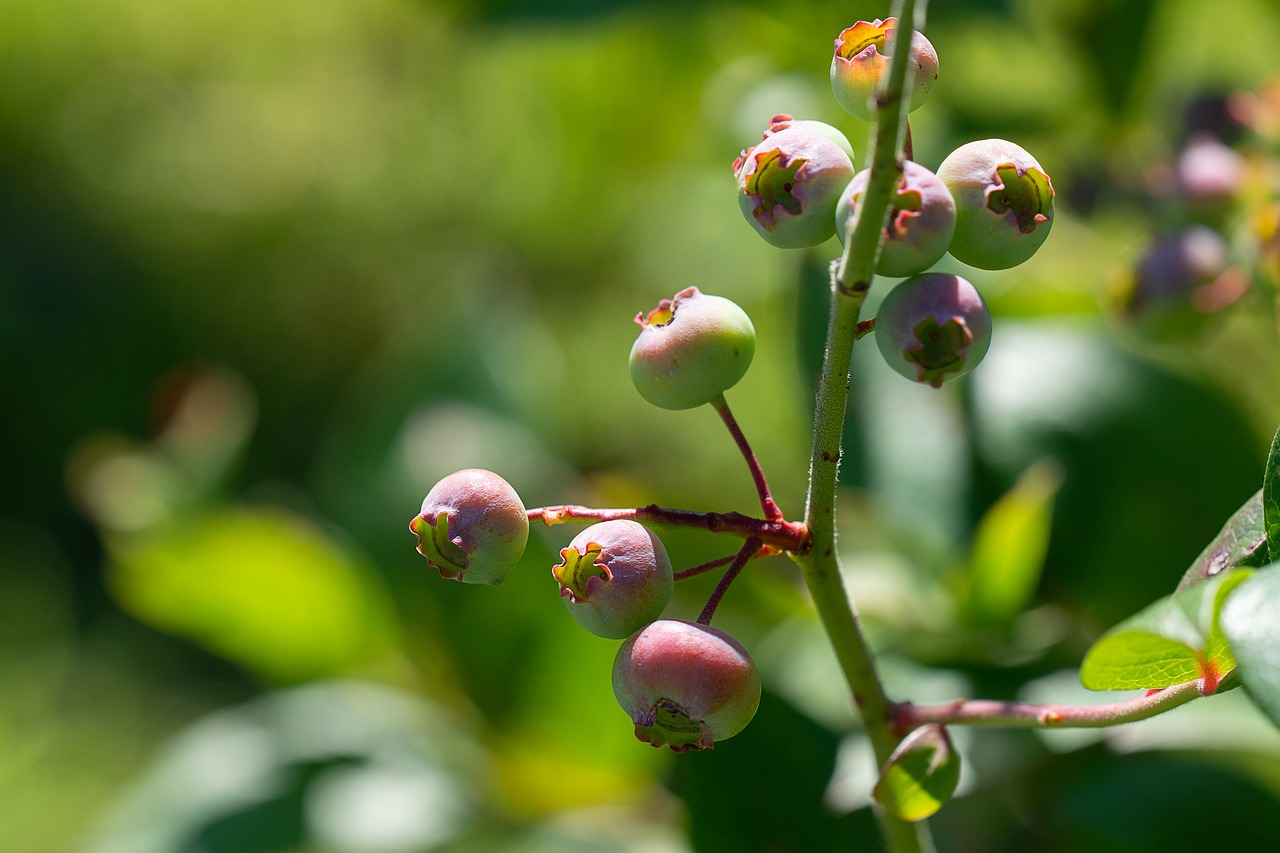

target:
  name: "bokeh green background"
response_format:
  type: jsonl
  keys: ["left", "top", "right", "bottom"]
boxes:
{"left": 5, "top": 0, "right": 1280, "bottom": 850}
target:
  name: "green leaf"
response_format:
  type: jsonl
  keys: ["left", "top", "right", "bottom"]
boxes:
{"left": 1265, "top": 425, "right": 1280, "bottom": 562}
{"left": 963, "top": 460, "right": 1061, "bottom": 623}
{"left": 108, "top": 507, "right": 395, "bottom": 683}
{"left": 1081, "top": 570, "right": 1249, "bottom": 691}
{"left": 1177, "top": 489, "right": 1268, "bottom": 591}
{"left": 1221, "top": 562, "right": 1280, "bottom": 731}
{"left": 873, "top": 724, "right": 960, "bottom": 822}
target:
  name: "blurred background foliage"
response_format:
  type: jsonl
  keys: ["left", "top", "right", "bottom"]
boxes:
{"left": 4, "top": 0, "right": 1280, "bottom": 850}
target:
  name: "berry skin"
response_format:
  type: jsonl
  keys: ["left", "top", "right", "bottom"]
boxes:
{"left": 612, "top": 619, "right": 762, "bottom": 752}
{"left": 734, "top": 119, "right": 855, "bottom": 248}
{"left": 629, "top": 287, "right": 756, "bottom": 410}
{"left": 875, "top": 273, "right": 992, "bottom": 388}
{"left": 836, "top": 160, "right": 956, "bottom": 277}
{"left": 831, "top": 19, "right": 938, "bottom": 123}
{"left": 553, "top": 520, "right": 674, "bottom": 639}
{"left": 410, "top": 469, "right": 529, "bottom": 585}
{"left": 936, "top": 139, "right": 1055, "bottom": 270}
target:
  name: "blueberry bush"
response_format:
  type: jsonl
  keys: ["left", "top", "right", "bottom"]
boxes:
{"left": 9, "top": 1, "right": 1280, "bottom": 851}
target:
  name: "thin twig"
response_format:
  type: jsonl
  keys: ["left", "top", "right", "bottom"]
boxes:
{"left": 527, "top": 504, "right": 809, "bottom": 553}
{"left": 697, "top": 537, "right": 763, "bottom": 625}
{"left": 711, "top": 393, "right": 784, "bottom": 520}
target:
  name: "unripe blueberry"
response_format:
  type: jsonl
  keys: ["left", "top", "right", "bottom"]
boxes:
{"left": 1119, "top": 227, "right": 1247, "bottom": 340}
{"left": 734, "top": 119, "right": 855, "bottom": 248}
{"left": 410, "top": 469, "right": 529, "bottom": 585}
{"left": 875, "top": 273, "right": 992, "bottom": 388}
{"left": 629, "top": 287, "right": 756, "bottom": 410}
{"left": 936, "top": 139, "right": 1055, "bottom": 270}
{"left": 612, "top": 619, "right": 762, "bottom": 752}
{"left": 831, "top": 19, "right": 938, "bottom": 123}
{"left": 836, "top": 160, "right": 956, "bottom": 277}
{"left": 552, "top": 520, "right": 674, "bottom": 639}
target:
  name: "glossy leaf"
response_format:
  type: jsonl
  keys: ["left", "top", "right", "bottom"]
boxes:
{"left": 1081, "top": 570, "right": 1249, "bottom": 691}
{"left": 1221, "top": 562, "right": 1280, "bottom": 730}
{"left": 964, "top": 461, "right": 1061, "bottom": 622}
{"left": 1265, "top": 425, "right": 1280, "bottom": 562}
{"left": 873, "top": 724, "right": 960, "bottom": 822}
{"left": 1177, "top": 489, "right": 1268, "bottom": 591}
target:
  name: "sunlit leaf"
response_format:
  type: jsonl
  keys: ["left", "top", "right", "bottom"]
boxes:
{"left": 872, "top": 724, "right": 960, "bottom": 822}
{"left": 1265, "top": 426, "right": 1280, "bottom": 562}
{"left": 108, "top": 508, "right": 395, "bottom": 682}
{"left": 1081, "top": 570, "right": 1249, "bottom": 691}
{"left": 963, "top": 460, "right": 1061, "bottom": 622}
{"left": 1177, "top": 489, "right": 1268, "bottom": 591}
{"left": 1221, "top": 563, "right": 1280, "bottom": 730}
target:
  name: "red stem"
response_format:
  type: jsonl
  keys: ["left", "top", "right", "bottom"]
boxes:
{"left": 673, "top": 553, "right": 738, "bottom": 581}
{"left": 711, "top": 394, "right": 784, "bottom": 521}
{"left": 697, "top": 537, "right": 763, "bottom": 625}
{"left": 527, "top": 504, "right": 809, "bottom": 553}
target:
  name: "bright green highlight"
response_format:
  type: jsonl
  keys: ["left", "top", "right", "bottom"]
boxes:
{"left": 873, "top": 724, "right": 960, "bottom": 822}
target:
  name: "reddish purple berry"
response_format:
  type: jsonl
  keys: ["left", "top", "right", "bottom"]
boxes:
{"left": 1119, "top": 227, "right": 1248, "bottom": 340}
{"left": 836, "top": 160, "right": 956, "bottom": 277}
{"left": 612, "top": 619, "right": 761, "bottom": 752}
{"left": 734, "top": 116, "right": 855, "bottom": 248}
{"left": 553, "top": 520, "right": 674, "bottom": 639}
{"left": 937, "top": 139, "right": 1055, "bottom": 270}
{"left": 831, "top": 18, "right": 938, "bottom": 123}
{"left": 875, "top": 273, "right": 992, "bottom": 388}
{"left": 630, "top": 287, "right": 756, "bottom": 410}
{"left": 410, "top": 469, "right": 529, "bottom": 585}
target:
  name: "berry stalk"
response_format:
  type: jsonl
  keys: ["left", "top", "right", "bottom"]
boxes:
{"left": 792, "top": 1, "right": 930, "bottom": 850}
{"left": 711, "top": 393, "right": 784, "bottom": 520}
{"left": 527, "top": 504, "right": 808, "bottom": 553}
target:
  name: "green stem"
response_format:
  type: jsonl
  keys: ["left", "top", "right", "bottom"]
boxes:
{"left": 790, "top": 2, "right": 928, "bottom": 851}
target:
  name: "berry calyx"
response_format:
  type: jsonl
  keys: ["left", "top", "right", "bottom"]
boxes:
{"left": 735, "top": 120, "right": 855, "bottom": 248}
{"left": 830, "top": 19, "right": 938, "bottom": 123}
{"left": 836, "top": 160, "right": 956, "bottom": 277}
{"left": 612, "top": 619, "right": 762, "bottom": 752}
{"left": 553, "top": 520, "right": 674, "bottom": 639}
{"left": 936, "top": 139, "right": 1055, "bottom": 270}
{"left": 410, "top": 469, "right": 529, "bottom": 585}
{"left": 874, "top": 273, "right": 992, "bottom": 387}
{"left": 629, "top": 287, "right": 756, "bottom": 410}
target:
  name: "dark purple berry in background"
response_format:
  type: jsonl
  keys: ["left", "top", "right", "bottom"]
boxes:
{"left": 1118, "top": 226, "right": 1248, "bottom": 340}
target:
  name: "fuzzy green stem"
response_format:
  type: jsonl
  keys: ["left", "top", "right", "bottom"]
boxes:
{"left": 791, "top": 2, "right": 928, "bottom": 851}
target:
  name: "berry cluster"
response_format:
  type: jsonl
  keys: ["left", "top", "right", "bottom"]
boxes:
{"left": 409, "top": 15, "right": 1054, "bottom": 754}
{"left": 733, "top": 17, "right": 1055, "bottom": 387}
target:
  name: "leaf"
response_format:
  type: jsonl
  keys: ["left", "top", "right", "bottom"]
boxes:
{"left": 1176, "top": 489, "right": 1268, "bottom": 591}
{"left": 1265, "top": 425, "right": 1280, "bottom": 562}
{"left": 963, "top": 460, "right": 1061, "bottom": 623}
{"left": 1220, "top": 562, "right": 1280, "bottom": 731}
{"left": 108, "top": 507, "right": 395, "bottom": 682}
{"left": 873, "top": 724, "right": 960, "bottom": 822}
{"left": 1081, "top": 570, "right": 1249, "bottom": 692}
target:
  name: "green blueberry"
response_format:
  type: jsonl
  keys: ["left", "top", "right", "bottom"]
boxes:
{"left": 836, "top": 160, "right": 956, "bottom": 277}
{"left": 735, "top": 120, "right": 855, "bottom": 248}
{"left": 936, "top": 139, "right": 1055, "bottom": 270}
{"left": 409, "top": 469, "right": 528, "bottom": 585}
{"left": 875, "top": 273, "right": 992, "bottom": 387}
{"left": 831, "top": 18, "right": 938, "bottom": 123}
{"left": 629, "top": 287, "right": 755, "bottom": 410}
{"left": 553, "top": 520, "right": 673, "bottom": 639}
{"left": 612, "top": 619, "right": 762, "bottom": 752}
